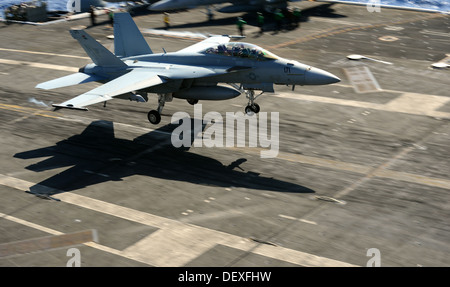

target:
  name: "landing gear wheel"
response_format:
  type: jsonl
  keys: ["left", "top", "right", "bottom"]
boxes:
{"left": 245, "top": 105, "right": 253, "bottom": 115}
{"left": 148, "top": 110, "right": 161, "bottom": 125}
{"left": 245, "top": 103, "right": 260, "bottom": 115}
{"left": 187, "top": 99, "right": 199, "bottom": 105}
{"left": 252, "top": 103, "right": 260, "bottom": 113}
{"left": 245, "top": 106, "right": 255, "bottom": 116}
{"left": 243, "top": 89, "right": 262, "bottom": 115}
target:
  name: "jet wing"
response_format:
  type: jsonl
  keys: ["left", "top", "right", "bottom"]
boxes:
{"left": 52, "top": 64, "right": 251, "bottom": 110}
{"left": 52, "top": 69, "right": 166, "bottom": 110}
{"left": 176, "top": 35, "right": 233, "bottom": 54}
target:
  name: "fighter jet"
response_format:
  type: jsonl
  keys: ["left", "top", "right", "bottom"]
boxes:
{"left": 36, "top": 12, "right": 340, "bottom": 125}
{"left": 149, "top": 0, "right": 302, "bottom": 13}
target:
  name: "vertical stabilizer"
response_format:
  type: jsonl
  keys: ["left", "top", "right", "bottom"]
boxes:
{"left": 114, "top": 13, "right": 153, "bottom": 57}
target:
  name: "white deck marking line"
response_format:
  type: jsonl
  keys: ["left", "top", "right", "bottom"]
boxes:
{"left": 309, "top": 17, "right": 362, "bottom": 26}
{"left": 300, "top": 121, "right": 450, "bottom": 224}
{"left": 0, "top": 174, "right": 357, "bottom": 267}
{"left": 1, "top": 99, "right": 448, "bottom": 191}
{"left": 181, "top": 208, "right": 244, "bottom": 223}
{"left": 0, "top": 211, "right": 130, "bottom": 262}
{"left": 0, "top": 105, "right": 171, "bottom": 136}
{"left": 279, "top": 214, "right": 317, "bottom": 225}
{"left": 54, "top": 115, "right": 172, "bottom": 136}
{"left": 0, "top": 212, "right": 62, "bottom": 236}
{"left": 384, "top": 93, "right": 450, "bottom": 116}
{"left": 275, "top": 92, "right": 450, "bottom": 119}
{"left": 344, "top": 66, "right": 382, "bottom": 93}
{"left": 121, "top": 223, "right": 220, "bottom": 266}
{"left": 0, "top": 102, "right": 449, "bottom": 191}
{"left": 252, "top": 244, "right": 336, "bottom": 267}
{"left": 231, "top": 147, "right": 450, "bottom": 191}
{"left": 0, "top": 47, "right": 90, "bottom": 60}
{"left": 55, "top": 192, "right": 355, "bottom": 266}
{"left": 1, "top": 56, "right": 449, "bottom": 118}
{"left": 373, "top": 169, "right": 450, "bottom": 190}
{"left": 0, "top": 229, "right": 98, "bottom": 258}
{"left": 0, "top": 58, "right": 79, "bottom": 72}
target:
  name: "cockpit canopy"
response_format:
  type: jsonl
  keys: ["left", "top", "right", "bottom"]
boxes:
{"left": 203, "top": 42, "right": 280, "bottom": 61}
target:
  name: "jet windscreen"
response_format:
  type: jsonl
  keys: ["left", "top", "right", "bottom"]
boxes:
{"left": 203, "top": 43, "right": 279, "bottom": 61}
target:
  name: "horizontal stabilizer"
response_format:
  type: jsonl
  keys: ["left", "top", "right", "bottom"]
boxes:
{"left": 70, "top": 29, "right": 127, "bottom": 68}
{"left": 36, "top": 72, "right": 105, "bottom": 90}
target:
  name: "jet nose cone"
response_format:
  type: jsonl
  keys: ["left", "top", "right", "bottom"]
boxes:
{"left": 305, "top": 67, "right": 341, "bottom": 85}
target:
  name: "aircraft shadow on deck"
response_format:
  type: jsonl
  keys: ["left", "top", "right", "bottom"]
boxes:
{"left": 14, "top": 120, "right": 315, "bottom": 197}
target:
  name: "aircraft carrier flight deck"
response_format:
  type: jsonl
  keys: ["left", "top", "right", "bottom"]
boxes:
{"left": 0, "top": 2, "right": 449, "bottom": 267}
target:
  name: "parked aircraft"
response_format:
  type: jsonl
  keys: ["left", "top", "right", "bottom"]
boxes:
{"left": 149, "top": 0, "right": 302, "bottom": 13}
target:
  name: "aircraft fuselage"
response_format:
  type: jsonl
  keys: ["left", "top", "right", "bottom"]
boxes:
{"left": 81, "top": 51, "right": 338, "bottom": 98}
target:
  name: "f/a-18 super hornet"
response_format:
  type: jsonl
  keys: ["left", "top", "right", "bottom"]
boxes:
{"left": 36, "top": 12, "right": 340, "bottom": 124}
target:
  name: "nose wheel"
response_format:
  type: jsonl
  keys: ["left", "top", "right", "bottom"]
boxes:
{"left": 244, "top": 90, "right": 262, "bottom": 115}
{"left": 245, "top": 103, "right": 260, "bottom": 115}
{"left": 187, "top": 99, "right": 199, "bottom": 105}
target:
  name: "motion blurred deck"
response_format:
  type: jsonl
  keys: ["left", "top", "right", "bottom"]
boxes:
{"left": 0, "top": 2, "right": 449, "bottom": 267}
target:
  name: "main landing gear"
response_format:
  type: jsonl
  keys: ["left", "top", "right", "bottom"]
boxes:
{"left": 244, "top": 90, "right": 262, "bottom": 115}
{"left": 146, "top": 94, "right": 198, "bottom": 125}
{"left": 147, "top": 93, "right": 171, "bottom": 125}
{"left": 146, "top": 89, "right": 263, "bottom": 125}
{"left": 147, "top": 110, "right": 161, "bottom": 125}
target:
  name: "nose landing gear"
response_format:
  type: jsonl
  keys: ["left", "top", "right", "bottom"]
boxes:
{"left": 244, "top": 90, "right": 262, "bottom": 115}
{"left": 187, "top": 99, "right": 199, "bottom": 105}
{"left": 245, "top": 103, "right": 260, "bottom": 115}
